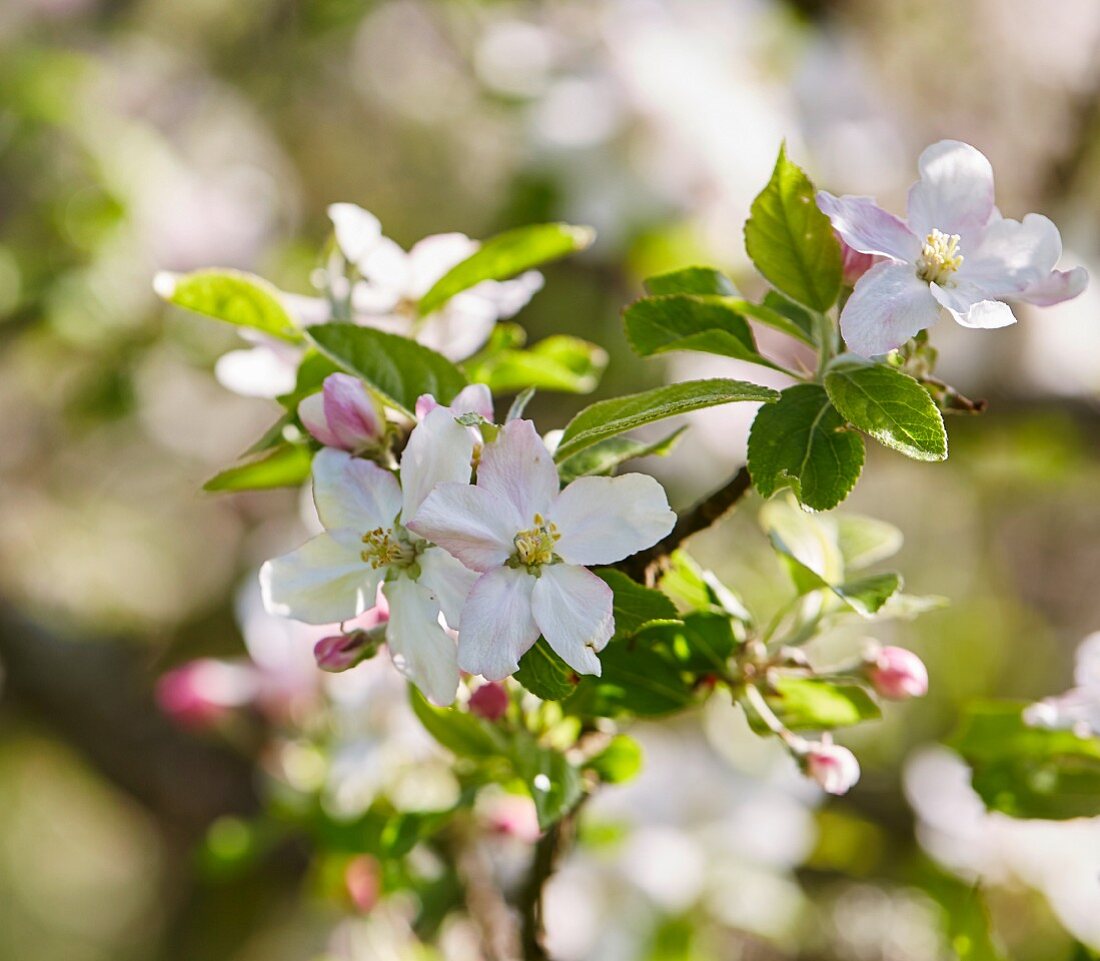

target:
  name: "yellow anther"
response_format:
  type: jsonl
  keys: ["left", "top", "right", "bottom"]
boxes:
{"left": 916, "top": 229, "right": 964, "bottom": 285}
{"left": 360, "top": 527, "right": 404, "bottom": 569}
{"left": 513, "top": 515, "right": 561, "bottom": 568}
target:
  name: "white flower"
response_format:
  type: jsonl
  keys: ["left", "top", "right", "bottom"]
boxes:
{"left": 800, "top": 736, "right": 861, "bottom": 795}
{"left": 260, "top": 405, "right": 482, "bottom": 704}
{"left": 1024, "top": 632, "right": 1100, "bottom": 736}
{"left": 407, "top": 419, "right": 675, "bottom": 680}
{"left": 817, "top": 140, "right": 1088, "bottom": 357}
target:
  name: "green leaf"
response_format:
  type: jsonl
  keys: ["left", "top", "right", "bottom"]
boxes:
{"left": 762, "top": 291, "right": 815, "bottom": 342}
{"left": 670, "top": 611, "right": 740, "bottom": 674}
{"left": 157, "top": 269, "right": 301, "bottom": 343}
{"left": 557, "top": 427, "right": 685, "bottom": 485}
{"left": 744, "top": 145, "right": 842, "bottom": 311}
{"left": 408, "top": 686, "right": 504, "bottom": 758}
{"left": 514, "top": 640, "right": 577, "bottom": 701}
{"left": 659, "top": 550, "right": 752, "bottom": 622}
{"left": 833, "top": 514, "right": 903, "bottom": 571}
{"left": 825, "top": 356, "right": 948, "bottom": 462}
{"left": 464, "top": 331, "right": 607, "bottom": 394}
{"left": 275, "top": 350, "right": 342, "bottom": 410}
{"left": 203, "top": 443, "right": 313, "bottom": 493}
{"left": 951, "top": 702, "right": 1100, "bottom": 820}
{"left": 575, "top": 641, "right": 695, "bottom": 718}
{"left": 596, "top": 568, "right": 680, "bottom": 641}
{"left": 833, "top": 572, "right": 903, "bottom": 616}
{"left": 514, "top": 746, "right": 584, "bottom": 830}
{"left": 307, "top": 323, "right": 467, "bottom": 417}
{"left": 748, "top": 384, "right": 865, "bottom": 511}
{"left": 585, "top": 734, "right": 644, "bottom": 784}
{"left": 418, "top": 222, "right": 594, "bottom": 316}
{"left": 644, "top": 266, "right": 737, "bottom": 296}
{"left": 555, "top": 378, "right": 779, "bottom": 463}
{"left": 756, "top": 677, "right": 881, "bottom": 731}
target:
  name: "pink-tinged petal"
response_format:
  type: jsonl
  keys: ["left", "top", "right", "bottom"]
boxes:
{"left": 407, "top": 483, "right": 517, "bottom": 572}
{"left": 298, "top": 392, "right": 340, "bottom": 448}
{"left": 962, "top": 213, "right": 1063, "bottom": 297}
{"left": 400, "top": 406, "right": 477, "bottom": 520}
{"left": 839, "top": 261, "right": 943, "bottom": 357}
{"left": 457, "top": 567, "right": 539, "bottom": 680}
{"left": 382, "top": 576, "right": 459, "bottom": 705}
{"left": 214, "top": 347, "right": 298, "bottom": 398}
{"left": 407, "top": 233, "right": 479, "bottom": 298}
{"left": 477, "top": 419, "right": 559, "bottom": 524}
{"left": 531, "top": 564, "right": 612, "bottom": 676}
{"left": 312, "top": 449, "right": 403, "bottom": 533}
{"left": 906, "top": 140, "right": 996, "bottom": 241}
{"left": 816, "top": 192, "right": 918, "bottom": 262}
{"left": 549, "top": 474, "right": 675, "bottom": 566}
{"left": 930, "top": 282, "right": 1017, "bottom": 329}
{"left": 449, "top": 383, "right": 495, "bottom": 420}
{"left": 1074, "top": 633, "right": 1100, "bottom": 689}
{"left": 417, "top": 545, "right": 478, "bottom": 629}
{"left": 1019, "top": 266, "right": 1088, "bottom": 307}
{"left": 328, "top": 204, "right": 383, "bottom": 268}
{"left": 839, "top": 236, "right": 881, "bottom": 287}
{"left": 260, "top": 531, "right": 382, "bottom": 624}
{"left": 323, "top": 374, "right": 385, "bottom": 450}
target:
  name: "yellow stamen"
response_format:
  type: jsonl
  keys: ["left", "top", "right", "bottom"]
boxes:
{"left": 513, "top": 513, "right": 561, "bottom": 568}
{"left": 916, "top": 229, "right": 963, "bottom": 285}
{"left": 361, "top": 527, "right": 407, "bottom": 569}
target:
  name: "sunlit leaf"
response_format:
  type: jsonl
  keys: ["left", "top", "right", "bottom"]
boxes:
{"left": 203, "top": 443, "right": 313, "bottom": 493}
{"left": 156, "top": 269, "right": 302, "bottom": 342}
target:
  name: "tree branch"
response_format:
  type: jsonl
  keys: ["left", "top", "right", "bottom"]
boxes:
{"left": 518, "top": 805, "right": 581, "bottom": 961}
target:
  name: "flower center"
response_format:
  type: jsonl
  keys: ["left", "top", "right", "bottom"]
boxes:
{"left": 915, "top": 229, "right": 963, "bottom": 285}
{"left": 512, "top": 513, "right": 561, "bottom": 569}
{"left": 361, "top": 527, "right": 415, "bottom": 570}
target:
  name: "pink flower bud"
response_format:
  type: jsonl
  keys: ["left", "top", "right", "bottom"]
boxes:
{"left": 837, "top": 233, "right": 879, "bottom": 287}
{"left": 298, "top": 373, "right": 384, "bottom": 451}
{"left": 156, "top": 659, "right": 258, "bottom": 728}
{"left": 865, "top": 645, "right": 928, "bottom": 700}
{"left": 802, "top": 738, "right": 860, "bottom": 795}
{"left": 469, "top": 681, "right": 509, "bottom": 721}
{"left": 482, "top": 794, "right": 541, "bottom": 844}
{"left": 313, "top": 629, "right": 380, "bottom": 673}
{"left": 344, "top": 855, "right": 381, "bottom": 914}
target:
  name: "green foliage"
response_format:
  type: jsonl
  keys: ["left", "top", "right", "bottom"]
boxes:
{"left": 515, "top": 745, "right": 584, "bottom": 829}
{"left": 464, "top": 325, "right": 607, "bottom": 394}
{"left": 644, "top": 266, "right": 737, "bottom": 296}
{"left": 744, "top": 145, "right": 842, "bottom": 312}
{"left": 833, "top": 514, "right": 904, "bottom": 571}
{"left": 514, "top": 639, "right": 576, "bottom": 701}
{"left": 556, "top": 427, "right": 685, "bottom": 485}
{"left": 554, "top": 378, "right": 779, "bottom": 462}
{"left": 409, "top": 687, "right": 505, "bottom": 758}
{"left": 825, "top": 356, "right": 948, "bottom": 461}
{"left": 275, "top": 351, "right": 342, "bottom": 410}
{"left": 418, "top": 222, "right": 594, "bottom": 315}
{"left": 951, "top": 702, "right": 1100, "bottom": 820}
{"left": 307, "top": 323, "right": 467, "bottom": 417}
{"left": 585, "top": 734, "right": 644, "bottom": 784}
{"left": 748, "top": 384, "right": 865, "bottom": 511}
{"left": 659, "top": 551, "right": 753, "bottom": 623}
{"left": 755, "top": 676, "right": 881, "bottom": 731}
{"left": 203, "top": 443, "right": 313, "bottom": 492}
{"left": 157, "top": 268, "right": 302, "bottom": 342}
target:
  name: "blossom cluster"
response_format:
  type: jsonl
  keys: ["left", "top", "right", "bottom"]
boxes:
{"left": 260, "top": 377, "right": 675, "bottom": 704}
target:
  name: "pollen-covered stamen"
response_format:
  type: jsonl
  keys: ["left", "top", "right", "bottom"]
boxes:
{"left": 513, "top": 513, "right": 561, "bottom": 568}
{"left": 360, "top": 527, "right": 414, "bottom": 569}
{"left": 916, "top": 229, "right": 964, "bottom": 285}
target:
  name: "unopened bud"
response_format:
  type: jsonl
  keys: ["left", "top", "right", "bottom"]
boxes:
{"left": 800, "top": 737, "right": 860, "bottom": 795}
{"left": 864, "top": 644, "right": 928, "bottom": 700}
{"left": 155, "top": 659, "right": 258, "bottom": 728}
{"left": 469, "top": 681, "right": 509, "bottom": 721}
{"left": 298, "top": 373, "right": 385, "bottom": 451}
{"left": 837, "top": 234, "right": 879, "bottom": 287}
{"left": 313, "top": 628, "right": 381, "bottom": 673}
{"left": 344, "top": 854, "right": 382, "bottom": 913}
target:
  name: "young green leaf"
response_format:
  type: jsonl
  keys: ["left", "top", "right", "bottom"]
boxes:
{"left": 755, "top": 677, "right": 881, "bottom": 731}
{"left": 585, "top": 734, "right": 644, "bottom": 784}
{"left": 514, "top": 639, "right": 577, "bottom": 701}
{"left": 832, "top": 572, "right": 903, "bottom": 617}
{"left": 464, "top": 332, "right": 608, "bottom": 394}
{"left": 408, "top": 686, "right": 505, "bottom": 758}
{"left": 418, "top": 222, "right": 594, "bottom": 315}
{"left": 556, "top": 427, "right": 685, "bottom": 484}
{"left": 744, "top": 145, "right": 842, "bottom": 311}
{"left": 833, "top": 514, "right": 904, "bottom": 571}
{"left": 644, "top": 266, "right": 737, "bottom": 296}
{"left": 748, "top": 384, "right": 865, "bottom": 511}
{"left": 555, "top": 378, "right": 779, "bottom": 462}
{"left": 203, "top": 443, "right": 313, "bottom": 493}
{"left": 596, "top": 569, "right": 680, "bottom": 642}
{"left": 307, "top": 323, "right": 467, "bottom": 417}
{"left": 514, "top": 746, "right": 584, "bottom": 829}
{"left": 824, "top": 357, "right": 948, "bottom": 461}
{"left": 156, "top": 269, "right": 302, "bottom": 343}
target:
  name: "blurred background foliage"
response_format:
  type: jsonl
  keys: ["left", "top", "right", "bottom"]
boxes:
{"left": 3, "top": 0, "right": 1100, "bottom": 959}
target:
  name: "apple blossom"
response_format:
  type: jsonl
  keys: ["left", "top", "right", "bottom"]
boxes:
{"left": 817, "top": 140, "right": 1087, "bottom": 357}
{"left": 155, "top": 659, "right": 259, "bottom": 728}
{"left": 1024, "top": 632, "right": 1100, "bottom": 736}
{"left": 260, "top": 404, "right": 483, "bottom": 704}
{"left": 800, "top": 736, "right": 861, "bottom": 795}
{"left": 298, "top": 373, "right": 387, "bottom": 451}
{"left": 408, "top": 419, "right": 676, "bottom": 680}
{"left": 863, "top": 644, "right": 929, "bottom": 701}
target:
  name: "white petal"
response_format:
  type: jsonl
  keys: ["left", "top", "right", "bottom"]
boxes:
{"left": 400, "top": 406, "right": 476, "bottom": 520}
{"left": 417, "top": 545, "right": 478, "bottom": 629}
{"left": 931, "top": 282, "right": 1017, "bottom": 330}
{"left": 280, "top": 292, "right": 331, "bottom": 327}
{"left": 549, "top": 474, "right": 675, "bottom": 566}
{"left": 328, "top": 203, "right": 383, "bottom": 268}
{"left": 477, "top": 419, "right": 560, "bottom": 524}
{"left": 407, "top": 233, "right": 478, "bottom": 298}
{"left": 361, "top": 237, "right": 414, "bottom": 299}
{"left": 456, "top": 567, "right": 539, "bottom": 680}
{"left": 406, "top": 483, "right": 518, "bottom": 572}
{"left": 416, "top": 297, "right": 498, "bottom": 361}
{"left": 260, "top": 531, "right": 381, "bottom": 624}
{"left": 531, "top": 564, "right": 612, "bottom": 676}
{"left": 839, "top": 261, "right": 943, "bottom": 357}
{"left": 214, "top": 347, "right": 298, "bottom": 398}
{"left": 449, "top": 383, "right": 495, "bottom": 421}
{"left": 963, "top": 213, "right": 1062, "bottom": 297}
{"left": 816, "top": 192, "right": 918, "bottom": 261}
{"left": 1019, "top": 266, "right": 1089, "bottom": 307}
{"left": 312, "top": 449, "right": 403, "bottom": 532}
{"left": 383, "top": 576, "right": 459, "bottom": 705}
{"left": 906, "top": 140, "right": 996, "bottom": 241}
{"left": 470, "top": 271, "right": 544, "bottom": 318}
{"left": 1074, "top": 632, "right": 1100, "bottom": 689}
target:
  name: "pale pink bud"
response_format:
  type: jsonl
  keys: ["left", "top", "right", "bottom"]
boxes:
{"left": 469, "top": 681, "right": 509, "bottom": 721}
{"left": 482, "top": 795, "right": 541, "bottom": 844}
{"left": 298, "top": 373, "right": 384, "bottom": 451}
{"left": 837, "top": 233, "right": 879, "bottom": 287}
{"left": 865, "top": 645, "right": 929, "bottom": 700}
{"left": 344, "top": 855, "right": 381, "bottom": 913}
{"left": 156, "top": 659, "right": 258, "bottom": 728}
{"left": 313, "top": 628, "right": 381, "bottom": 673}
{"left": 802, "top": 738, "right": 860, "bottom": 795}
